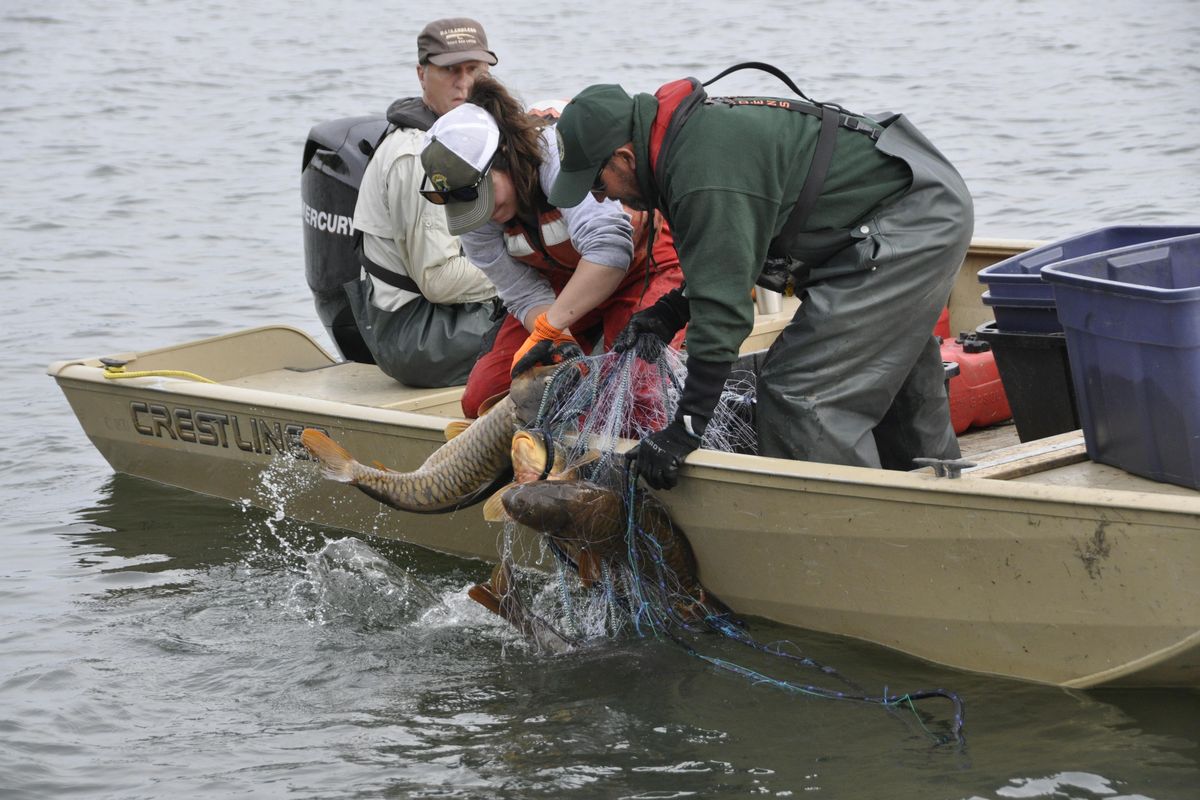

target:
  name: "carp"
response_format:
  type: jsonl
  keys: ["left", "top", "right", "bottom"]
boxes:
{"left": 467, "top": 559, "right": 575, "bottom": 655}
{"left": 499, "top": 478, "right": 729, "bottom": 622}
{"left": 301, "top": 363, "right": 565, "bottom": 514}
{"left": 479, "top": 428, "right": 595, "bottom": 522}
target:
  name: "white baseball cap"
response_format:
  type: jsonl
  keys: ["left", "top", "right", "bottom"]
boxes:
{"left": 420, "top": 103, "right": 501, "bottom": 235}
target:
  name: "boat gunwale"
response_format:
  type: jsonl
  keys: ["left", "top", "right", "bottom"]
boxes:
{"left": 51, "top": 362, "right": 454, "bottom": 436}
{"left": 48, "top": 324, "right": 334, "bottom": 375}
{"left": 679, "top": 450, "right": 1200, "bottom": 521}
{"left": 52, "top": 357, "right": 1200, "bottom": 522}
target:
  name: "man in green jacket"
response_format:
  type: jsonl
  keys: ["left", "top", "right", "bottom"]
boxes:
{"left": 548, "top": 76, "right": 974, "bottom": 489}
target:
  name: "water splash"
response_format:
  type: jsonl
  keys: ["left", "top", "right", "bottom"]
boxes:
{"left": 286, "top": 536, "right": 440, "bottom": 630}
{"left": 238, "top": 450, "right": 328, "bottom": 565}
{"left": 244, "top": 453, "right": 517, "bottom": 640}
{"left": 995, "top": 771, "right": 1129, "bottom": 798}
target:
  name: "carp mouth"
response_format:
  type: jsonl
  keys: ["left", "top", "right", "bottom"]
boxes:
{"left": 512, "top": 429, "right": 553, "bottom": 484}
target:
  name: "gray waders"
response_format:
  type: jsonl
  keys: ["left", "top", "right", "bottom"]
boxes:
{"left": 344, "top": 276, "right": 497, "bottom": 388}
{"left": 756, "top": 113, "right": 974, "bottom": 469}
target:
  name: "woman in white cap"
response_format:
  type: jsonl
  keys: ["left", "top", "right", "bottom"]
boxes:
{"left": 419, "top": 75, "right": 685, "bottom": 417}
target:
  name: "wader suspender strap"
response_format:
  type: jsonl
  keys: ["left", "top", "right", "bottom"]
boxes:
{"left": 774, "top": 105, "right": 838, "bottom": 253}
{"left": 696, "top": 62, "right": 882, "bottom": 243}
{"left": 355, "top": 232, "right": 424, "bottom": 295}
{"left": 651, "top": 78, "right": 707, "bottom": 207}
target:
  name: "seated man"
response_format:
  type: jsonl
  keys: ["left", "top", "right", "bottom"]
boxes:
{"left": 347, "top": 17, "right": 500, "bottom": 388}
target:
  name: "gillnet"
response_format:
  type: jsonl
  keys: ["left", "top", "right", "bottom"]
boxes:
{"left": 489, "top": 340, "right": 965, "bottom": 745}
{"left": 531, "top": 340, "right": 756, "bottom": 468}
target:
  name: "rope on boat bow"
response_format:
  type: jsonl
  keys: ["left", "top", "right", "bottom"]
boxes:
{"left": 100, "top": 359, "right": 216, "bottom": 384}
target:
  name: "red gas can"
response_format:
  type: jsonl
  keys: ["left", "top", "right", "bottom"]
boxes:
{"left": 934, "top": 306, "right": 952, "bottom": 340}
{"left": 940, "top": 327, "right": 1013, "bottom": 434}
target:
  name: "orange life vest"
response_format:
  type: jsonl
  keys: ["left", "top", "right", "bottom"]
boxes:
{"left": 501, "top": 207, "right": 580, "bottom": 280}
{"left": 500, "top": 203, "right": 669, "bottom": 293}
{"left": 649, "top": 78, "right": 701, "bottom": 181}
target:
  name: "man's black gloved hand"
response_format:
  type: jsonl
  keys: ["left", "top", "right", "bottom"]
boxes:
{"left": 622, "top": 333, "right": 669, "bottom": 365}
{"left": 626, "top": 418, "right": 702, "bottom": 490}
{"left": 626, "top": 354, "right": 734, "bottom": 488}
{"left": 510, "top": 340, "right": 585, "bottom": 379}
{"left": 612, "top": 287, "right": 691, "bottom": 361}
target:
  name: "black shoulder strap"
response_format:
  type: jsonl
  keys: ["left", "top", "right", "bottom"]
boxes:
{"left": 769, "top": 105, "right": 839, "bottom": 255}
{"left": 355, "top": 235, "right": 424, "bottom": 296}
{"left": 700, "top": 62, "right": 854, "bottom": 115}
{"left": 704, "top": 62, "right": 804, "bottom": 98}
{"left": 700, "top": 62, "right": 853, "bottom": 247}
{"left": 652, "top": 78, "right": 707, "bottom": 195}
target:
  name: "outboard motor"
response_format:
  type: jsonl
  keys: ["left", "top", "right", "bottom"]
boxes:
{"left": 300, "top": 115, "right": 388, "bottom": 362}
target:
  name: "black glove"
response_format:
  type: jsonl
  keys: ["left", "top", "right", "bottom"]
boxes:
{"left": 676, "top": 355, "right": 733, "bottom": 430}
{"left": 626, "top": 419, "right": 701, "bottom": 490}
{"left": 612, "top": 287, "right": 691, "bottom": 360}
{"left": 624, "top": 355, "right": 733, "bottom": 490}
{"left": 510, "top": 339, "right": 585, "bottom": 379}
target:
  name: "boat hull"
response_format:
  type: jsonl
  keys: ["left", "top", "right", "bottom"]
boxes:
{"left": 673, "top": 453, "right": 1200, "bottom": 689}
{"left": 49, "top": 240, "right": 1200, "bottom": 690}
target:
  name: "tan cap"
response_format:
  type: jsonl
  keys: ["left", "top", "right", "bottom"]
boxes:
{"left": 417, "top": 18, "right": 498, "bottom": 66}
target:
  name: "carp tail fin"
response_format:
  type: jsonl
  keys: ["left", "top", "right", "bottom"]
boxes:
{"left": 300, "top": 429, "right": 357, "bottom": 483}
{"left": 468, "top": 561, "right": 515, "bottom": 617}
{"left": 467, "top": 581, "right": 503, "bottom": 616}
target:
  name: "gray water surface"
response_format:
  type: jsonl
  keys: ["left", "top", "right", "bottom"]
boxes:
{"left": 3, "top": 0, "right": 1199, "bottom": 797}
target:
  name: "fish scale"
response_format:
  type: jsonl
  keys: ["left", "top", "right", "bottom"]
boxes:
{"left": 301, "top": 365, "right": 560, "bottom": 513}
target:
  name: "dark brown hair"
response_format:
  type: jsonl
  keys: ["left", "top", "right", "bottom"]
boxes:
{"left": 467, "top": 74, "right": 547, "bottom": 218}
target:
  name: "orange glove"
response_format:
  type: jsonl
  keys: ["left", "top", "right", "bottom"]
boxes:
{"left": 511, "top": 313, "right": 578, "bottom": 369}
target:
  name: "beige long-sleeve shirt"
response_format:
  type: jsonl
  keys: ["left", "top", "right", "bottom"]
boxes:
{"left": 353, "top": 127, "right": 496, "bottom": 311}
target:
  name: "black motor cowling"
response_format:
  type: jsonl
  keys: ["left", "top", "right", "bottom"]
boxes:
{"left": 300, "top": 115, "right": 388, "bottom": 362}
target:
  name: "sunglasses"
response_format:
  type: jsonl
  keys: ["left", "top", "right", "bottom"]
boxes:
{"left": 591, "top": 156, "right": 612, "bottom": 193}
{"left": 420, "top": 146, "right": 497, "bottom": 205}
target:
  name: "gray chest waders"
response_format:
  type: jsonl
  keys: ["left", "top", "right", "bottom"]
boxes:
{"left": 754, "top": 109, "right": 974, "bottom": 468}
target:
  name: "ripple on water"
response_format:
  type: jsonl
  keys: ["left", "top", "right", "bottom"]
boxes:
{"left": 6, "top": 1, "right": 1200, "bottom": 797}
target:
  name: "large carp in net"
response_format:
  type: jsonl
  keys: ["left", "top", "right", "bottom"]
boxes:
{"left": 479, "top": 341, "right": 965, "bottom": 745}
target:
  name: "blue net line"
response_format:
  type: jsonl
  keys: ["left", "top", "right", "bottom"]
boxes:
{"left": 512, "top": 345, "right": 966, "bottom": 745}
